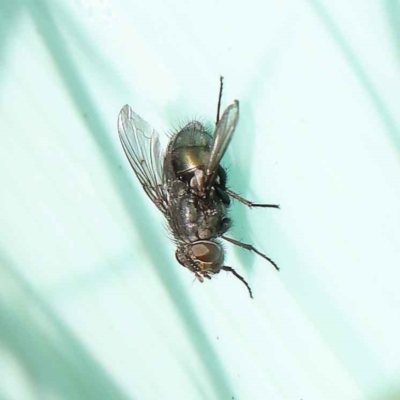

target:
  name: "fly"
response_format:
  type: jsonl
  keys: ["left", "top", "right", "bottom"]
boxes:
{"left": 118, "top": 77, "right": 279, "bottom": 298}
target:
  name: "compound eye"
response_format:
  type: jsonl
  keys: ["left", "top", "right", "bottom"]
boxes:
{"left": 192, "top": 242, "right": 218, "bottom": 262}
{"left": 191, "top": 241, "right": 223, "bottom": 273}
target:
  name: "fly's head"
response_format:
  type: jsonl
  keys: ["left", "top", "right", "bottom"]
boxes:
{"left": 175, "top": 240, "right": 224, "bottom": 282}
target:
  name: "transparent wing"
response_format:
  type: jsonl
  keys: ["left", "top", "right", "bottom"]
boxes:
{"left": 205, "top": 100, "right": 239, "bottom": 189}
{"left": 118, "top": 104, "right": 168, "bottom": 214}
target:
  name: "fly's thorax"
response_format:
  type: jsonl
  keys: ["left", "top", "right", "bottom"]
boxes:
{"left": 164, "top": 122, "right": 212, "bottom": 183}
{"left": 176, "top": 240, "right": 224, "bottom": 276}
{"left": 172, "top": 147, "right": 209, "bottom": 178}
{"left": 168, "top": 178, "right": 231, "bottom": 242}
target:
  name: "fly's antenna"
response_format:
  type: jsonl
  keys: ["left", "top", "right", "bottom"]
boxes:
{"left": 222, "top": 266, "right": 253, "bottom": 299}
{"left": 216, "top": 76, "right": 224, "bottom": 124}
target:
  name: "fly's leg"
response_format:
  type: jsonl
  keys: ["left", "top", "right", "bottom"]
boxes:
{"left": 226, "top": 189, "right": 280, "bottom": 209}
{"left": 222, "top": 266, "right": 253, "bottom": 298}
{"left": 216, "top": 76, "right": 224, "bottom": 124}
{"left": 190, "top": 169, "right": 206, "bottom": 197}
{"left": 221, "top": 235, "right": 279, "bottom": 271}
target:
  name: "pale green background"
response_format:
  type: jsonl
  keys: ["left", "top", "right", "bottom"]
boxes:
{"left": 1, "top": 1, "right": 400, "bottom": 399}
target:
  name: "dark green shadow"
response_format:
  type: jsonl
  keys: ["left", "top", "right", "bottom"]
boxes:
{"left": 0, "top": 250, "right": 131, "bottom": 400}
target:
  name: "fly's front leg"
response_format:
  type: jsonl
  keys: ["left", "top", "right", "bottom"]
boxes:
{"left": 222, "top": 266, "right": 253, "bottom": 298}
{"left": 222, "top": 235, "right": 279, "bottom": 271}
{"left": 226, "top": 188, "right": 280, "bottom": 209}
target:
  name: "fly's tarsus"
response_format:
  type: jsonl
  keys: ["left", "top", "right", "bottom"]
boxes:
{"left": 216, "top": 76, "right": 224, "bottom": 125}
{"left": 222, "top": 266, "right": 253, "bottom": 299}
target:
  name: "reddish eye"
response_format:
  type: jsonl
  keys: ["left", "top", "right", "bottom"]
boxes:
{"left": 191, "top": 241, "right": 223, "bottom": 273}
{"left": 192, "top": 242, "right": 217, "bottom": 262}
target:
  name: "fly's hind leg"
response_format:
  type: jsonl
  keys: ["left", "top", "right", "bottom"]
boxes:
{"left": 222, "top": 235, "right": 279, "bottom": 271}
{"left": 225, "top": 189, "right": 280, "bottom": 209}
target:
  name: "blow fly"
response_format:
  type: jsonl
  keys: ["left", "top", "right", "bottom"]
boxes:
{"left": 118, "top": 78, "right": 279, "bottom": 298}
